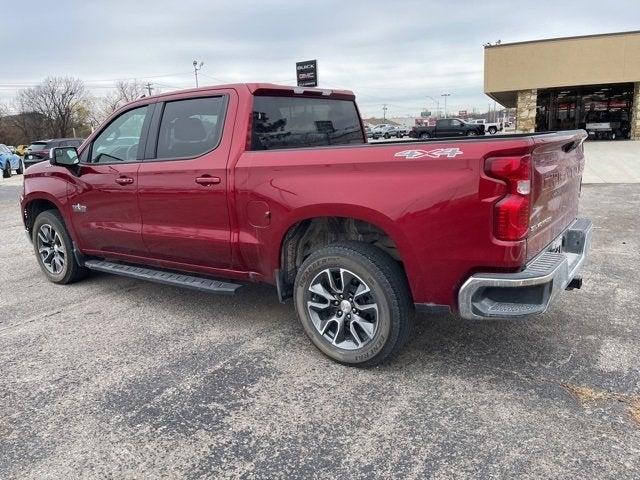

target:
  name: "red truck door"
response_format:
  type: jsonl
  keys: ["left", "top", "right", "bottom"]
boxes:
{"left": 137, "top": 93, "right": 234, "bottom": 270}
{"left": 68, "top": 104, "right": 152, "bottom": 256}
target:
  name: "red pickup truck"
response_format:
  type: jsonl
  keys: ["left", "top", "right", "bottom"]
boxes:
{"left": 20, "top": 83, "right": 592, "bottom": 366}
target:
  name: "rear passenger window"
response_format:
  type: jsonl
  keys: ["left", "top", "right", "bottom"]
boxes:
{"left": 251, "top": 96, "right": 364, "bottom": 150}
{"left": 156, "top": 97, "right": 226, "bottom": 160}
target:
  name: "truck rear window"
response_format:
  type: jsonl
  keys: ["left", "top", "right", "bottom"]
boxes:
{"left": 251, "top": 96, "right": 364, "bottom": 150}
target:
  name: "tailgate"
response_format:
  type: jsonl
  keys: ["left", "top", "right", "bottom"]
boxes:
{"left": 527, "top": 131, "right": 587, "bottom": 261}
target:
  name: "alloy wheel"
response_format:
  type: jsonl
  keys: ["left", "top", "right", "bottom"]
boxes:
{"left": 36, "top": 224, "right": 66, "bottom": 275}
{"left": 306, "top": 268, "right": 379, "bottom": 350}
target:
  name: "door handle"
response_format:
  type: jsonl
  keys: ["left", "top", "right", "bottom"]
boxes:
{"left": 195, "top": 175, "right": 221, "bottom": 186}
{"left": 115, "top": 176, "right": 134, "bottom": 185}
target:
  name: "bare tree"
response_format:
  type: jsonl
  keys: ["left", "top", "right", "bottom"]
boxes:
{"left": 17, "top": 77, "right": 89, "bottom": 138}
{"left": 9, "top": 96, "right": 48, "bottom": 143}
{"left": 100, "top": 80, "right": 147, "bottom": 119}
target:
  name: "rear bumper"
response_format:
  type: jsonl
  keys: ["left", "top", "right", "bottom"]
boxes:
{"left": 458, "top": 218, "right": 593, "bottom": 320}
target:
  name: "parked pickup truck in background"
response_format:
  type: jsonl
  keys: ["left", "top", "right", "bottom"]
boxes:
{"left": 469, "top": 118, "right": 503, "bottom": 134}
{"left": 409, "top": 118, "right": 485, "bottom": 139}
{"left": 20, "top": 83, "right": 592, "bottom": 366}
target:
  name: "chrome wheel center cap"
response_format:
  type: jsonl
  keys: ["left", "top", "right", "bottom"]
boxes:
{"left": 340, "top": 300, "right": 352, "bottom": 314}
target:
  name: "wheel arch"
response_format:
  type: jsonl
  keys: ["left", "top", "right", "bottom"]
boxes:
{"left": 23, "top": 194, "right": 65, "bottom": 237}
{"left": 273, "top": 207, "right": 419, "bottom": 300}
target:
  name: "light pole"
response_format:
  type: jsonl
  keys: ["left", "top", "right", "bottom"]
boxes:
{"left": 193, "top": 60, "right": 204, "bottom": 87}
{"left": 441, "top": 93, "right": 451, "bottom": 118}
{"left": 382, "top": 104, "right": 388, "bottom": 120}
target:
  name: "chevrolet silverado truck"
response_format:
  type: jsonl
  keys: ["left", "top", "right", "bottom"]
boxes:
{"left": 20, "top": 83, "right": 592, "bottom": 366}
{"left": 409, "top": 118, "right": 485, "bottom": 139}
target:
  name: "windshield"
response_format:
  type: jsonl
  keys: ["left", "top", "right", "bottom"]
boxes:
{"left": 28, "top": 143, "right": 47, "bottom": 151}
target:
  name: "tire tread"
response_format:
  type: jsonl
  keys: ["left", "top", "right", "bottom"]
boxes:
{"left": 33, "top": 209, "right": 89, "bottom": 284}
{"left": 296, "top": 241, "right": 414, "bottom": 367}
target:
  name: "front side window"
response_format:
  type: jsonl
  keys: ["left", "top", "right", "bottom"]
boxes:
{"left": 156, "top": 96, "right": 226, "bottom": 160}
{"left": 251, "top": 96, "right": 364, "bottom": 150}
{"left": 90, "top": 105, "right": 149, "bottom": 164}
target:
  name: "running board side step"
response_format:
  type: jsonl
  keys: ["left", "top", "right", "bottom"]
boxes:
{"left": 84, "top": 260, "right": 242, "bottom": 295}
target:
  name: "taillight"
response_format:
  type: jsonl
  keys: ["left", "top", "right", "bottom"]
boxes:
{"left": 484, "top": 155, "right": 531, "bottom": 241}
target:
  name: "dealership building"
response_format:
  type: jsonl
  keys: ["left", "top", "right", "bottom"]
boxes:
{"left": 484, "top": 30, "right": 640, "bottom": 139}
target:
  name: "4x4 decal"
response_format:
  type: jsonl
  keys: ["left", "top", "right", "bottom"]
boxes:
{"left": 394, "top": 148, "right": 463, "bottom": 159}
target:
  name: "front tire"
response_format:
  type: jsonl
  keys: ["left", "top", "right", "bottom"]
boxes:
{"left": 419, "top": 132, "right": 431, "bottom": 139}
{"left": 16, "top": 159, "right": 24, "bottom": 175}
{"left": 32, "top": 210, "right": 89, "bottom": 284}
{"left": 2, "top": 161, "right": 11, "bottom": 178}
{"left": 488, "top": 127, "right": 497, "bottom": 134}
{"left": 466, "top": 130, "right": 478, "bottom": 136}
{"left": 294, "top": 242, "right": 413, "bottom": 367}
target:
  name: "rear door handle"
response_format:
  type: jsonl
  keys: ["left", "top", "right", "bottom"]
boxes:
{"left": 195, "top": 175, "right": 221, "bottom": 186}
{"left": 115, "top": 176, "right": 134, "bottom": 185}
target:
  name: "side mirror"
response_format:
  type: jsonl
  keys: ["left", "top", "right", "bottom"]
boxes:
{"left": 49, "top": 146, "right": 79, "bottom": 167}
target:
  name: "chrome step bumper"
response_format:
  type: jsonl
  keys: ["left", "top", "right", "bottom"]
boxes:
{"left": 458, "top": 218, "right": 593, "bottom": 320}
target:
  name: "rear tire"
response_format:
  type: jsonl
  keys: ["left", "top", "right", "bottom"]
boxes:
{"left": 2, "top": 161, "right": 11, "bottom": 178}
{"left": 294, "top": 242, "right": 413, "bottom": 367}
{"left": 488, "top": 127, "right": 497, "bottom": 134}
{"left": 32, "top": 210, "right": 89, "bottom": 284}
{"left": 16, "top": 159, "right": 24, "bottom": 175}
{"left": 466, "top": 130, "right": 478, "bottom": 136}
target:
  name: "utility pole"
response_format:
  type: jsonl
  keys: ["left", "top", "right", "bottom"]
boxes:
{"left": 145, "top": 82, "right": 153, "bottom": 96}
{"left": 441, "top": 93, "right": 451, "bottom": 118}
{"left": 382, "top": 104, "right": 388, "bottom": 120}
{"left": 193, "top": 59, "right": 204, "bottom": 87}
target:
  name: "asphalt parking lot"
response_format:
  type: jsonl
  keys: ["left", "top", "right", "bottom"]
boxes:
{"left": 1, "top": 175, "right": 639, "bottom": 479}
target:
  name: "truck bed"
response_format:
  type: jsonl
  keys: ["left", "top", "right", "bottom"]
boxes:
{"left": 237, "top": 130, "right": 587, "bottom": 307}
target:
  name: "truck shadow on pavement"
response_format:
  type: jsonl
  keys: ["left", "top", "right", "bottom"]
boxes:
{"left": 82, "top": 267, "right": 640, "bottom": 431}
{"left": 88, "top": 269, "right": 622, "bottom": 388}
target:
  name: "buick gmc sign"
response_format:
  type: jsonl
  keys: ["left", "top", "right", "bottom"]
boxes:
{"left": 296, "top": 60, "right": 318, "bottom": 87}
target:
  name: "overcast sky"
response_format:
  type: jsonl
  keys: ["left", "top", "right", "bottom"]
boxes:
{"left": 1, "top": 0, "right": 639, "bottom": 118}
